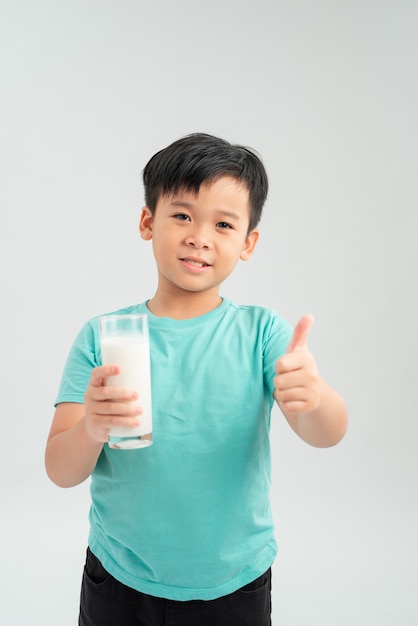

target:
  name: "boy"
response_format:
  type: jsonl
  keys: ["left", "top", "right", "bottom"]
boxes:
{"left": 45, "top": 133, "right": 347, "bottom": 625}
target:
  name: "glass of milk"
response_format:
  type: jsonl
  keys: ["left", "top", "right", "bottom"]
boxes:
{"left": 99, "top": 314, "right": 153, "bottom": 450}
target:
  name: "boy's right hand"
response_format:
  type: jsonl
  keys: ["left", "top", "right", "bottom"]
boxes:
{"left": 83, "top": 365, "right": 142, "bottom": 443}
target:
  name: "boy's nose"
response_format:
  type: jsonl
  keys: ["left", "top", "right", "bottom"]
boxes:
{"left": 185, "top": 233, "right": 212, "bottom": 249}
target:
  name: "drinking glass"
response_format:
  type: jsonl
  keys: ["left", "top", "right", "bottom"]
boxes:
{"left": 99, "top": 314, "right": 153, "bottom": 449}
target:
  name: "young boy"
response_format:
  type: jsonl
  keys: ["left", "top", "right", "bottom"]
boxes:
{"left": 45, "top": 133, "right": 347, "bottom": 626}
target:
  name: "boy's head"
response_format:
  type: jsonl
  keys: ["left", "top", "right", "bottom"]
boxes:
{"left": 143, "top": 133, "right": 268, "bottom": 233}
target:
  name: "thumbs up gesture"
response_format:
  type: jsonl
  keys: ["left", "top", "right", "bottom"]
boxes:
{"left": 274, "top": 315, "right": 321, "bottom": 416}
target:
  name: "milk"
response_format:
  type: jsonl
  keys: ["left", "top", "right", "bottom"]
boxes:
{"left": 101, "top": 335, "right": 152, "bottom": 439}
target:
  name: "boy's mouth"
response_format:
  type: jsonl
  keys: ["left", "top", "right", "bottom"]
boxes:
{"left": 180, "top": 257, "right": 211, "bottom": 268}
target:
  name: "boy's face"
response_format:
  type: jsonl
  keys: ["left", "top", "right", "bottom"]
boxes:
{"left": 140, "top": 176, "right": 259, "bottom": 298}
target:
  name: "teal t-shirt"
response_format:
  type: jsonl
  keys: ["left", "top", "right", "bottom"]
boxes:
{"left": 56, "top": 298, "right": 293, "bottom": 601}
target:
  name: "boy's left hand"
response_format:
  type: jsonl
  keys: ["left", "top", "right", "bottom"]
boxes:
{"left": 274, "top": 315, "right": 321, "bottom": 416}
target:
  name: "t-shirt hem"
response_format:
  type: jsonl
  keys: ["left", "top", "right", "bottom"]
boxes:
{"left": 88, "top": 534, "right": 277, "bottom": 601}
{"left": 54, "top": 393, "right": 84, "bottom": 406}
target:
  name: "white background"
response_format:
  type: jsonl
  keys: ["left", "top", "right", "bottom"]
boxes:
{"left": 1, "top": 1, "right": 417, "bottom": 624}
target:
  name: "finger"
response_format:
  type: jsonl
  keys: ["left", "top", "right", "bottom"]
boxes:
{"left": 286, "top": 315, "right": 315, "bottom": 354}
{"left": 92, "top": 401, "right": 143, "bottom": 417}
{"left": 274, "top": 370, "right": 305, "bottom": 391}
{"left": 275, "top": 350, "right": 310, "bottom": 374}
{"left": 90, "top": 365, "right": 120, "bottom": 387}
{"left": 107, "top": 415, "right": 142, "bottom": 428}
{"left": 97, "top": 385, "right": 139, "bottom": 402}
{"left": 278, "top": 399, "right": 310, "bottom": 415}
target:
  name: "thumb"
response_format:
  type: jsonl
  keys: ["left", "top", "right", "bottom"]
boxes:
{"left": 286, "top": 314, "right": 315, "bottom": 353}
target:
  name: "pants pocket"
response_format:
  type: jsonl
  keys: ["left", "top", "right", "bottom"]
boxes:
{"left": 234, "top": 568, "right": 272, "bottom": 626}
{"left": 83, "top": 547, "right": 110, "bottom": 586}
{"left": 239, "top": 568, "right": 271, "bottom": 594}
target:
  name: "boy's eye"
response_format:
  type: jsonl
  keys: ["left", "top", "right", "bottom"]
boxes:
{"left": 173, "top": 213, "right": 191, "bottom": 221}
{"left": 216, "top": 222, "right": 233, "bottom": 229}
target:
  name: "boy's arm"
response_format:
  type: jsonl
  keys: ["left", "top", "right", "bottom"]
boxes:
{"left": 274, "top": 316, "right": 348, "bottom": 448}
{"left": 45, "top": 403, "right": 104, "bottom": 488}
{"left": 45, "top": 365, "right": 142, "bottom": 488}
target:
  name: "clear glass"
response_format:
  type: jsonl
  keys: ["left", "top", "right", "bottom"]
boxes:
{"left": 99, "top": 314, "right": 153, "bottom": 449}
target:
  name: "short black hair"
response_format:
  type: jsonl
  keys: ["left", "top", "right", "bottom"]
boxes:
{"left": 142, "top": 133, "right": 268, "bottom": 232}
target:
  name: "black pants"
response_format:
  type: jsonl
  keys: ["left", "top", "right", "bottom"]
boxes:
{"left": 79, "top": 548, "right": 272, "bottom": 626}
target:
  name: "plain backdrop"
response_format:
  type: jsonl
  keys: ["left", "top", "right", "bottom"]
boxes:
{"left": 1, "top": 1, "right": 417, "bottom": 624}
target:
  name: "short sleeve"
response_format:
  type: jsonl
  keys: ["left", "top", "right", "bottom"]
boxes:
{"left": 55, "top": 318, "right": 101, "bottom": 405}
{"left": 262, "top": 311, "right": 293, "bottom": 398}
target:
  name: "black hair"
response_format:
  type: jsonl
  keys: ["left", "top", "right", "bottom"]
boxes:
{"left": 142, "top": 133, "right": 268, "bottom": 232}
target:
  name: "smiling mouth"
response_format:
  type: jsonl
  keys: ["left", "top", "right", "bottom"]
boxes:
{"left": 181, "top": 258, "right": 211, "bottom": 268}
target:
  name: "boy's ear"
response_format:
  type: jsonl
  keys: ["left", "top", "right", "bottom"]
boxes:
{"left": 139, "top": 207, "right": 153, "bottom": 240}
{"left": 240, "top": 228, "right": 259, "bottom": 261}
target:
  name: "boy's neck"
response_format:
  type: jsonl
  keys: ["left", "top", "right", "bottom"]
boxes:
{"left": 147, "top": 288, "right": 223, "bottom": 320}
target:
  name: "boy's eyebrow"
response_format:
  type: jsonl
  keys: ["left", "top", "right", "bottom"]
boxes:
{"left": 169, "top": 201, "right": 241, "bottom": 221}
{"left": 216, "top": 210, "right": 241, "bottom": 221}
{"left": 169, "top": 200, "right": 195, "bottom": 209}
